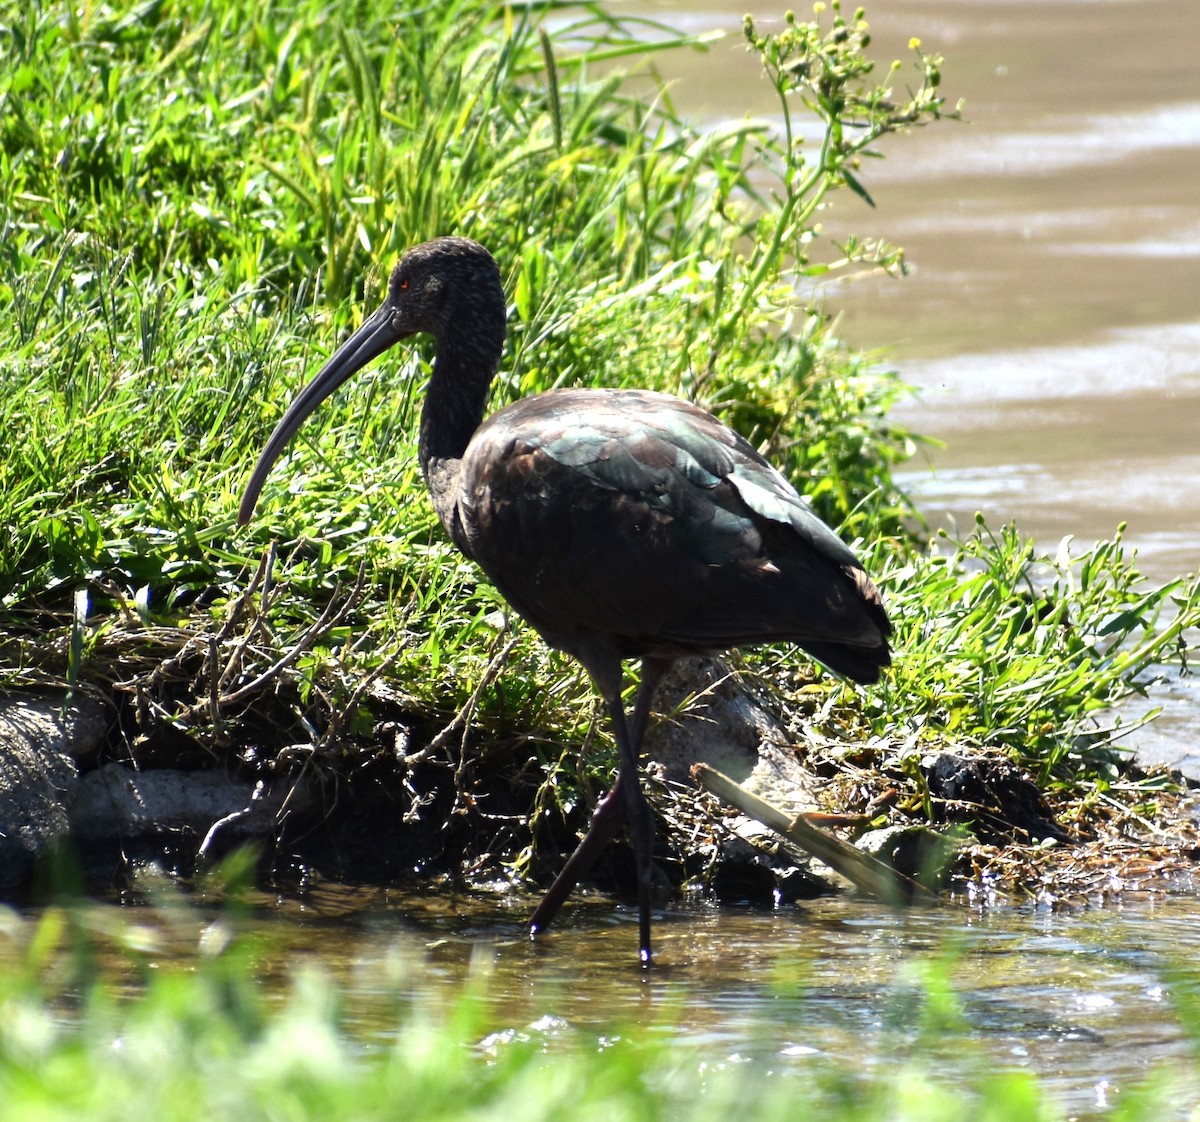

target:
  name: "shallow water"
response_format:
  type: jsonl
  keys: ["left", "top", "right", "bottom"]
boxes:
{"left": 49, "top": 881, "right": 1200, "bottom": 1116}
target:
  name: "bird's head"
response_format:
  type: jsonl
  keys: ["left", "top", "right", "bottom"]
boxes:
{"left": 237, "top": 237, "right": 505, "bottom": 525}
{"left": 383, "top": 236, "right": 504, "bottom": 341}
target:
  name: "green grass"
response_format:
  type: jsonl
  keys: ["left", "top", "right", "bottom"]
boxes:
{"left": 0, "top": 0, "right": 928, "bottom": 688}
{"left": 872, "top": 521, "right": 1198, "bottom": 781}
{"left": 0, "top": 0, "right": 1197, "bottom": 867}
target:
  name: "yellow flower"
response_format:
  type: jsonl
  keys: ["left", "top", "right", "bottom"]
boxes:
{"left": 908, "top": 36, "right": 922, "bottom": 50}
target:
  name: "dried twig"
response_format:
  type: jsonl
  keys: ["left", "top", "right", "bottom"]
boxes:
{"left": 216, "top": 542, "right": 277, "bottom": 696}
{"left": 214, "top": 559, "right": 367, "bottom": 709}
{"left": 404, "top": 629, "right": 520, "bottom": 770}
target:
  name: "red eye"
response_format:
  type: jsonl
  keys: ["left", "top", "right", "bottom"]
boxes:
{"left": 398, "top": 277, "right": 409, "bottom": 291}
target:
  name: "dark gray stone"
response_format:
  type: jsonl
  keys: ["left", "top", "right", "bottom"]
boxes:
{"left": 0, "top": 692, "right": 310, "bottom": 893}
{"left": 0, "top": 692, "right": 107, "bottom": 890}
{"left": 66, "top": 764, "right": 309, "bottom": 851}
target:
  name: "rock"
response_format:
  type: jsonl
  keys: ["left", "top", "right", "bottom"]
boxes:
{"left": 0, "top": 692, "right": 107, "bottom": 891}
{"left": 66, "top": 764, "right": 312, "bottom": 852}
{"left": 646, "top": 656, "right": 821, "bottom": 815}
{"left": 856, "top": 824, "right": 957, "bottom": 888}
{"left": 922, "top": 751, "right": 1074, "bottom": 845}
{"left": 713, "top": 817, "right": 837, "bottom": 904}
{"left": 0, "top": 690, "right": 312, "bottom": 895}
{"left": 642, "top": 658, "right": 838, "bottom": 901}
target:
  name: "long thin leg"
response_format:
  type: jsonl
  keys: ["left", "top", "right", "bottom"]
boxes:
{"left": 528, "top": 656, "right": 673, "bottom": 963}
{"left": 630, "top": 656, "right": 671, "bottom": 754}
{"left": 607, "top": 697, "right": 654, "bottom": 963}
{"left": 528, "top": 771, "right": 629, "bottom": 937}
{"left": 611, "top": 656, "right": 671, "bottom": 965}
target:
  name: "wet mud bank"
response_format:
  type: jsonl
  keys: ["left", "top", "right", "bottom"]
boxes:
{"left": 3, "top": 660, "right": 1197, "bottom": 911}
{"left": 0, "top": 664, "right": 853, "bottom": 902}
{"left": 0, "top": 688, "right": 492, "bottom": 897}
{"left": 0, "top": 665, "right": 832, "bottom": 903}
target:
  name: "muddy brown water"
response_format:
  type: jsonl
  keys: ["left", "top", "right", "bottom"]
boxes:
{"left": 644, "top": 0, "right": 1200, "bottom": 573}
{"left": 640, "top": 0, "right": 1200, "bottom": 775}
{"left": 8, "top": 2, "right": 1200, "bottom": 1114}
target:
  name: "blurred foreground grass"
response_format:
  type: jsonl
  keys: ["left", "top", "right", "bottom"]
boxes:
{"left": 3, "top": 883, "right": 1200, "bottom": 1122}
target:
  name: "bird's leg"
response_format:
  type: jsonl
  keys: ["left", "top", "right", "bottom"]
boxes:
{"left": 528, "top": 656, "right": 673, "bottom": 964}
{"left": 610, "top": 656, "right": 672, "bottom": 966}
{"left": 629, "top": 656, "right": 671, "bottom": 756}
{"left": 528, "top": 771, "right": 630, "bottom": 939}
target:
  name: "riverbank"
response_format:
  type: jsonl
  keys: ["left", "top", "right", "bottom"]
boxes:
{"left": 1, "top": 0, "right": 1197, "bottom": 923}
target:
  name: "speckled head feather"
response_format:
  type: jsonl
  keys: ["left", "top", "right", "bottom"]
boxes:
{"left": 390, "top": 238, "right": 510, "bottom": 469}
{"left": 385, "top": 237, "right": 507, "bottom": 358}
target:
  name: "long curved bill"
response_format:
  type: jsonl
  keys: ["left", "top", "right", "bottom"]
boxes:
{"left": 238, "top": 302, "right": 409, "bottom": 524}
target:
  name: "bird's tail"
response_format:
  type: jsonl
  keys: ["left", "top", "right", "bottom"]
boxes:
{"left": 801, "top": 638, "right": 891, "bottom": 685}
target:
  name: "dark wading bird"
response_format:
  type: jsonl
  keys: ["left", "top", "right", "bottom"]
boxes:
{"left": 239, "top": 237, "right": 891, "bottom": 966}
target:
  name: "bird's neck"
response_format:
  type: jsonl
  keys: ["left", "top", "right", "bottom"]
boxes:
{"left": 418, "top": 328, "right": 501, "bottom": 536}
